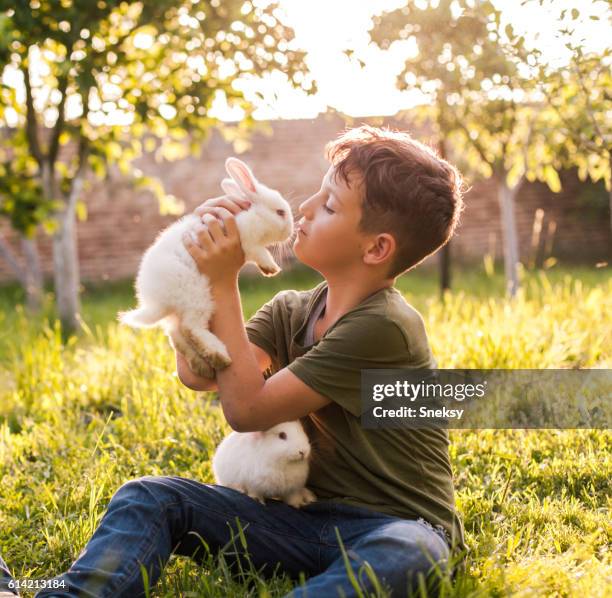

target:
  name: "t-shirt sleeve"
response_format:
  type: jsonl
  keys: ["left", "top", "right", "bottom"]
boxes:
{"left": 245, "top": 295, "right": 278, "bottom": 363}
{"left": 287, "top": 316, "right": 411, "bottom": 417}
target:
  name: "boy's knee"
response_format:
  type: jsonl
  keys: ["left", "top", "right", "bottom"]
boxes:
{"left": 382, "top": 536, "right": 447, "bottom": 573}
{"left": 390, "top": 534, "right": 449, "bottom": 595}
{"left": 348, "top": 522, "right": 450, "bottom": 592}
{"left": 401, "top": 532, "right": 448, "bottom": 575}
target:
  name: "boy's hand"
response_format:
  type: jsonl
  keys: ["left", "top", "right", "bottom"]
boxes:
{"left": 194, "top": 195, "right": 251, "bottom": 220}
{"left": 183, "top": 209, "right": 245, "bottom": 287}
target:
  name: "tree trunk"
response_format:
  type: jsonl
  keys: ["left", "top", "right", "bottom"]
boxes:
{"left": 52, "top": 194, "right": 82, "bottom": 334}
{"left": 0, "top": 234, "right": 26, "bottom": 284}
{"left": 600, "top": 150, "right": 612, "bottom": 241}
{"left": 439, "top": 242, "right": 451, "bottom": 296}
{"left": 0, "top": 233, "right": 43, "bottom": 311}
{"left": 20, "top": 235, "right": 43, "bottom": 312}
{"left": 496, "top": 175, "right": 522, "bottom": 297}
{"left": 43, "top": 161, "right": 82, "bottom": 334}
{"left": 437, "top": 137, "right": 452, "bottom": 296}
{"left": 608, "top": 155, "right": 612, "bottom": 240}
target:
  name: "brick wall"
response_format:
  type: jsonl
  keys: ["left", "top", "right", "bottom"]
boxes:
{"left": 0, "top": 112, "right": 609, "bottom": 282}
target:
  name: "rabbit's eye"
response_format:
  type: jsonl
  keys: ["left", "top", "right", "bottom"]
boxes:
{"left": 276, "top": 209, "right": 286, "bottom": 217}
{"left": 279, "top": 432, "right": 287, "bottom": 440}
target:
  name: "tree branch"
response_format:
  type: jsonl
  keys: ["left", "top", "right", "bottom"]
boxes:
{"left": 573, "top": 60, "right": 605, "bottom": 144}
{"left": 49, "top": 75, "right": 69, "bottom": 166}
{"left": 61, "top": 85, "right": 92, "bottom": 207}
{"left": 539, "top": 77, "right": 606, "bottom": 157}
{"left": 502, "top": 99, "right": 518, "bottom": 161}
{"left": 66, "top": 130, "right": 90, "bottom": 213}
{"left": 455, "top": 115, "right": 492, "bottom": 167}
{"left": 22, "top": 63, "right": 44, "bottom": 167}
{"left": 522, "top": 120, "right": 534, "bottom": 174}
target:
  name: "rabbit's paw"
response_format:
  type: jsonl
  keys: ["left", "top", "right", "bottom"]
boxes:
{"left": 181, "top": 326, "right": 231, "bottom": 372}
{"left": 247, "top": 492, "right": 266, "bottom": 505}
{"left": 259, "top": 264, "right": 281, "bottom": 277}
{"left": 248, "top": 248, "right": 281, "bottom": 277}
{"left": 189, "top": 355, "right": 215, "bottom": 379}
{"left": 209, "top": 350, "right": 232, "bottom": 371}
{"left": 285, "top": 487, "right": 317, "bottom": 509}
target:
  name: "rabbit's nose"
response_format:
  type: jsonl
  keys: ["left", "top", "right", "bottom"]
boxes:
{"left": 299, "top": 450, "right": 305, "bottom": 459}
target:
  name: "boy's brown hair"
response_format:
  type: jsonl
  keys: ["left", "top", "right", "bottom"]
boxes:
{"left": 325, "top": 125, "right": 464, "bottom": 278}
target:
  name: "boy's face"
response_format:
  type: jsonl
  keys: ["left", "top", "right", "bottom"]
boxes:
{"left": 293, "top": 166, "right": 369, "bottom": 274}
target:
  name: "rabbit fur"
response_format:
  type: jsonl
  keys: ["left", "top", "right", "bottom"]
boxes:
{"left": 212, "top": 420, "right": 317, "bottom": 508}
{"left": 118, "top": 157, "right": 294, "bottom": 378}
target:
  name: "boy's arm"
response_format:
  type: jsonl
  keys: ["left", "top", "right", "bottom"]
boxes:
{"left": 182, "top": 212, "right": 330, "bottom": 432}
{"left": 210, "top": 279, "right": 331, "bottom": 432}
{"left": 175, "top": 342, "right": 272, "bottom": 391}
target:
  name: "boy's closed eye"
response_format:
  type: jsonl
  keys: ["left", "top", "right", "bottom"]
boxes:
{"left": 323, "top": 204, "right": 335, "bottom": 214}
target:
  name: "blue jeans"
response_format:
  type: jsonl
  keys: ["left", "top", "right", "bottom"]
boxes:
{"left": 1, "top": 554, "right": 16, "bottom": 595}
{"left": 27, "top": 476, "right": 449, "bottom": 597}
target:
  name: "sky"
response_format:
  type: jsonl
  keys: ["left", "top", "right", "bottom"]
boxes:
{"left": 1, "top": 0, "right": 610, "bottom": 126}
{"left": 209, "top": 0, "right": 611, "bottom": 120}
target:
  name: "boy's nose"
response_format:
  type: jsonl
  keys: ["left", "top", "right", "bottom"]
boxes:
{"left": 298, "top": 195, "right": 314, "bottom": 219}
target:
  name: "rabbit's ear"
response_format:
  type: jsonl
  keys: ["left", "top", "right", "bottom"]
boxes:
{"left": 225, "top": 157, "right": 257, "bottom": 195}
{"left": 221, "top": 178, "right": 246, "bottom": 199}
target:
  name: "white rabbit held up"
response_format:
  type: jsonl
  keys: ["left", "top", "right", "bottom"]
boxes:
{"left": 118, "top": 157, "right": 294, "bottom": 378}
{"left": 212, "top": 420, "right": 317, "bottom": 508}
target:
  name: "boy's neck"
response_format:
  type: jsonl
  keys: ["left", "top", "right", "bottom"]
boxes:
{"left": 320, "top": 272, "right": 395, "bottom": 327}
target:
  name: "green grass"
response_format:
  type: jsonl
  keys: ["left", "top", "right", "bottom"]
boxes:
{"left": 0, "top": 262, "right": 610, "bottom": 597}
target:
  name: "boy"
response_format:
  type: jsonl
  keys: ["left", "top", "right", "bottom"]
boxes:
{"left": 3, "top": 125, "right": 465, "bottom": 597}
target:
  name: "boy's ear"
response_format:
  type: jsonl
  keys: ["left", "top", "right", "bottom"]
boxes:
{"left": 363, "top": 233, "right": 396, "bottom": 267}
{"left": 225, "top": 157, "right": 257, "bottom": 195}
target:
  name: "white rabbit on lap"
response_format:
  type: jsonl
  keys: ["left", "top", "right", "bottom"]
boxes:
{"left": 118, "top": 157, "right": 294, "bottom": 378}
{"left": 213, "top": 420, "right": 317, "bottom": 508}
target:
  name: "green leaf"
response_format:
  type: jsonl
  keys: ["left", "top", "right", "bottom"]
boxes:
{"left": 158, "top": 193, "right": 185, "bottom": 216}
{"left": 75, "top": 200, "right": 88, "bottom": 221}
{"left": 157, "top": 141, "right": 188, "bottom": 162}
{"left": 507, "top": 161, "right": 525, "bottom": 188}
{"left": 542, "top": 165, "right": 561, "bottom": 193}
{"left": 88, "top": 156, "right": 107, "bottom": 179}
{"left": 144, "top": 137, "right": 157, "bottom": 153}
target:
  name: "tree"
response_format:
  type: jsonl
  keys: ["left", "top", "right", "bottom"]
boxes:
{"left": 0, "top": 0, "right": 312, "bottom": 332}
{"left": 526, "top": 1, "right": 611, "bottom": 235}
{"left": 0, "top": 129, "right": 58, "bottom": 310}
{"left": 371, "top": 0, "right": 561, "bottom": 297}
{"left": 370, "top": 0, "right": 504, "bottom": 295}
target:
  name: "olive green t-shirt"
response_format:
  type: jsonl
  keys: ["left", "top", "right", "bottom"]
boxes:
{"left": 245, "top": 280, "right": 465, "bottom": 550}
